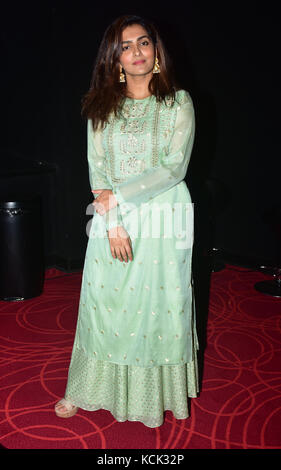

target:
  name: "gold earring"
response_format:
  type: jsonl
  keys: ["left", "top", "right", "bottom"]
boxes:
{"left": 119, "top": 64, "right": 125, "bottom": 82}
{"left": 152, "top": 53, "right": 160, "bottom": 74}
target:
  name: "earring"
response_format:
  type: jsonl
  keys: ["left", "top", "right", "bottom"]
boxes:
{"left": 152, "top": 53, "right": 160, "bottom": 74}
{"left": 119, "top": 64, "right": 125, "bottom": 82}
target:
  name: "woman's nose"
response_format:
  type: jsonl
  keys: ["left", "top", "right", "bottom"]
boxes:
{"left": 133, "top": 45, "right": 141, "bottom": 56}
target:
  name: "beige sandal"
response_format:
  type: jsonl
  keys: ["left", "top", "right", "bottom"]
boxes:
{"left": 55, "top": 398, "right": 78, "bottom": 418}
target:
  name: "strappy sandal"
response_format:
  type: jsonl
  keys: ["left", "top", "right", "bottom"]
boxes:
{"left": 55, "top": 398, "right": 78, "bottom": 418}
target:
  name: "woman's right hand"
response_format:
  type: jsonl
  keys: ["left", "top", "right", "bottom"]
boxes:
{"left": 107, "top": 226, "right": 133, "bottom": 263}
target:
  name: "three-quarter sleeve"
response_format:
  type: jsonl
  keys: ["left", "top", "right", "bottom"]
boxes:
{"left": 113, "top": 91, "right": 195, "bottom": 215}
{"left": 87, "top": 119, "right": 123, "bottom": 230}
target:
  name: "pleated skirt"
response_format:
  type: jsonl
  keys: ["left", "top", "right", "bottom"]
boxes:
{"left": 65, "top": 325, "right": 199, "bottom": 428}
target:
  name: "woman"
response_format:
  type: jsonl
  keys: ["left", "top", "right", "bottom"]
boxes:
{"left": 55, "top": 14, "right": 199, "bottom": 428}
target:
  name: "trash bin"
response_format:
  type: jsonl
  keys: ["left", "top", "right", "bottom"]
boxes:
{"left": 0, "top": 194, "right": 45, "bottom": 301}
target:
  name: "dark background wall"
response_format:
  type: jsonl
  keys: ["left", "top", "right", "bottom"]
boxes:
{"left": 1, "top": 1, "right": 280, "bottom": 271}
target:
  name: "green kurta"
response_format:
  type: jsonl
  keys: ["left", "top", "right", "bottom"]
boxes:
{"left": 65, "top": 89, "right": 199, "bottom": 427}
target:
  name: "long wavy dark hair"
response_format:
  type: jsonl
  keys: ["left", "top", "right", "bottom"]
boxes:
{"left": 81, "top": 14, "right": 180, "bottom": 130}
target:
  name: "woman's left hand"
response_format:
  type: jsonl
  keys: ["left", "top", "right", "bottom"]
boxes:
{"left": 92, "top": 189, "right": 118, "bottom": 215}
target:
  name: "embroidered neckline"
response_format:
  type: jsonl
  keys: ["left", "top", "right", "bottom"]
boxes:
{"left": 121, "top": 97, "right": 154, "bottom": 119}
{"left": 125, "top": 95, "right": 153, "bottom": 103}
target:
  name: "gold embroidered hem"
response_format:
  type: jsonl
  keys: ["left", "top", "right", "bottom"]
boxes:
{"left": 65, "top": 346, "right": 199, "bottom": 428}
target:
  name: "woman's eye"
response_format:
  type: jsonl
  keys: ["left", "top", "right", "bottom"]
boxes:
{"left": 122, "top": 40, "right": 149, "bottom": 51}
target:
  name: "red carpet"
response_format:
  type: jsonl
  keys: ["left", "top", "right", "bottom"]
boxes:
{"left": 0, "top": 264, "right": 280, "bottom": 449}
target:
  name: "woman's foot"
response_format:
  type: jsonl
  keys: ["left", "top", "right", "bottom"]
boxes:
{"left": 55, "top": 398, "right": 78, "bottom": 418}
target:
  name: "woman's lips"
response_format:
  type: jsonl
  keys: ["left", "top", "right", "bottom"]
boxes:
{"left": 133, "top": 60, "right": 145, "bottom": 65}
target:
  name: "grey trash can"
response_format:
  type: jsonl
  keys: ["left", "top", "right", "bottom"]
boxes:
{"left": 0, "top": 194, "right": 45, "bottom": 301}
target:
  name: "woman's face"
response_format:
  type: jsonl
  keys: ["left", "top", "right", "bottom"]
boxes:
{"left": 119, "top": 24, "right": 155, "bottom": 78}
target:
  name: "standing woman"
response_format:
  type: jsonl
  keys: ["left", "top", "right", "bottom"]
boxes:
{"left": 55, "top": 14, "right": 199, "bottom": 428}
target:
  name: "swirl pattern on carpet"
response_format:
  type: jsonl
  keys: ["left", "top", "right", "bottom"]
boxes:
{"left": 0, "top": 265, "right": 280, "bottom": 449}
